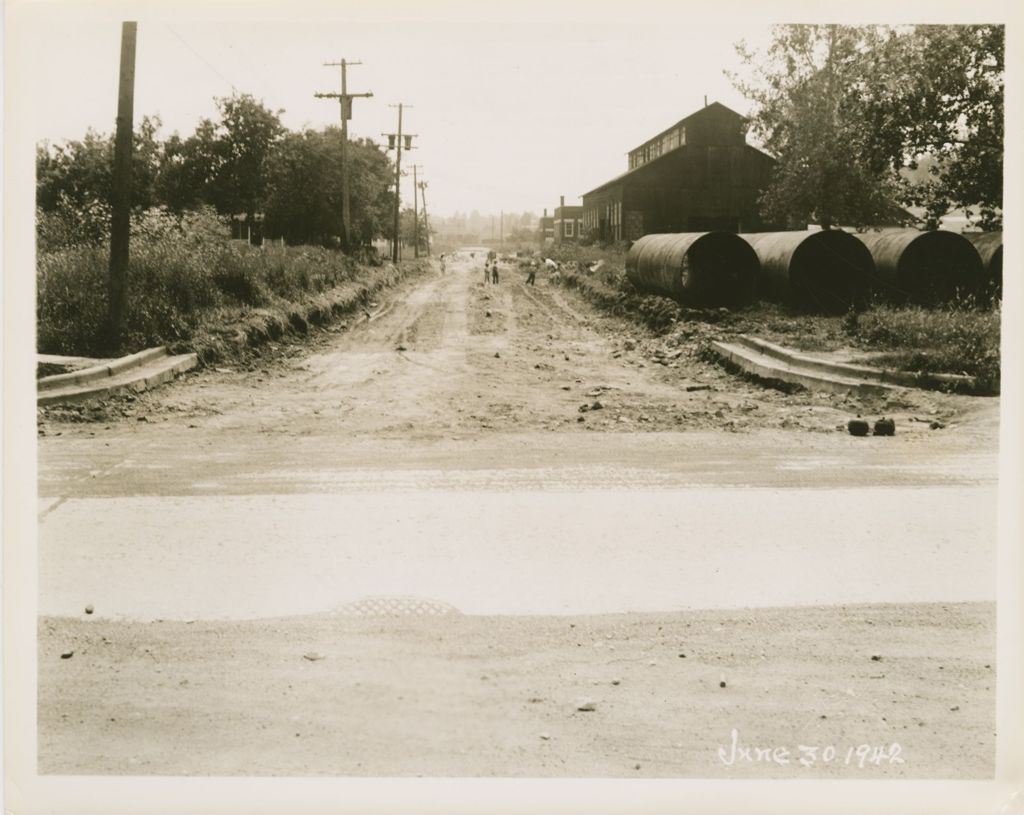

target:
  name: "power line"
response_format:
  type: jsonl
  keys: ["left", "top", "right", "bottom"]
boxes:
{"left": 164, "top": 24, "right": 238, "bottom": 93}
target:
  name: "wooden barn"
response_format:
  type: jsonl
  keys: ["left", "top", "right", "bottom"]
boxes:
{"left": 581, "top": 102, "right": 776, "bottom": 242}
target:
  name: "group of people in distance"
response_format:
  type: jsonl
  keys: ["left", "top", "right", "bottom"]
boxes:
{"left": 437, "top": 249, "right": 537, "bottom": 287}
{"left": 483, "top": 250, "right": 500, "bottom": 285}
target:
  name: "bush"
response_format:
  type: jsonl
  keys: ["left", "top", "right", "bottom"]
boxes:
{"left": 36, "top": 206, "right": 400, "bottom": 357}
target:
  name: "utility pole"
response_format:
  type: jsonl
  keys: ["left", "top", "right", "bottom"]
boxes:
{"left": 418, "top": 180, "right": 431, "bottom": 256}
{"left": 500, "top": 210, "right": 504, "bottom": 244}
{"left": 411, "top": 164, "right": 422, "bottom": 258}
{"left": 315, "top": 59, "right": 373, "bottom": 253}
{"left": 382, "top": 104, "right": 414, "bottom": 263}
{"left": 107, "top": 20, "right": 137, "bottom": 349}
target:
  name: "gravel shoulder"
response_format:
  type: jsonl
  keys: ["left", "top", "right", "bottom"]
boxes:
{"left": 39, "top": 602, "right": 995, "bottom": 778}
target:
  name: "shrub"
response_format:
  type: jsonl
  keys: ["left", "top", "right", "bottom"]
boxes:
{"left": 36, "top": 206, "right": 405, "bottom": 357}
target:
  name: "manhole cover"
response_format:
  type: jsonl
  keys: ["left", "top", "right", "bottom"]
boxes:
{"left": 333, "top": 595, "right": 462, "bottom": 617}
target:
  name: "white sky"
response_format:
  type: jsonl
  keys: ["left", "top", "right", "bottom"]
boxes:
{"left": 12, "top": 0, "right": 1015, "bottom": 218}
{"left": 17, "top": 4, "right": 777, "bottom": 217}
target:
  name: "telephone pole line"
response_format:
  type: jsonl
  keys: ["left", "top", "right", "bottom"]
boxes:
{"left": 107, "top": 20, "right": 137, "bottom": 349}
{"left": 315, "top": 59, "right": 373, "bottom": 253}
{"left": 418, "top": 180, "right": 431, "bottom": 257}
{"left": 382, "top": 104, "right": 414, "bottom": 263}
{"left": 410, "top": 165, "right": 423, "bottom": 258}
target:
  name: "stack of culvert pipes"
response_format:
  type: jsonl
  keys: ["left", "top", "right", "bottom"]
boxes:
{"left": 740, "top": 230, "right": 873, "bottom": 314}
{"left": 625, "top": 231, "right": 759, "bottom": 308}
{"left": 853, "top": 229, "right": 985, "bottom": 305}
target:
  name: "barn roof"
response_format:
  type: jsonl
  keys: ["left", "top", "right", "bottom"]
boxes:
{"left": 581, "top": 142, "right": 774, "bottom": 198}
{"left": 626, "top": 101, "right": 746, "bottom": 155}
{"left": 581, "top": 102, "right": 772, "bottom": 199}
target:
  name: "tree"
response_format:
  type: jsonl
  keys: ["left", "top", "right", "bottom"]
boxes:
{"left": 730, "top": 24, "right": 902, "bottom": 230}
{"left": 154, "top": 120, "right": 221, "bottom": 214}
{"left": 205, "top": 93, "right": 286, "bottom": 219}
{"left": 855, "top": 25, "right": 1003, "bottom": 228}
{"left": 730, "top": 24, "right": 1004, "bottom": 230}
{"left": 263, "top": 130, "right": 394, "bottom": 247}
{"left": 399, "top": 206, "right": 428, "bottom": 252}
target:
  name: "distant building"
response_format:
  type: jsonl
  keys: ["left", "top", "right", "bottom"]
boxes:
{"left": 538, "top": 208, "right": 555, "bottom": 246}
{"left": 582, "top": 102, "right": 776, "bottom": 242}
{"left": 553, "top": 195, "right": 584, "bottom": 244}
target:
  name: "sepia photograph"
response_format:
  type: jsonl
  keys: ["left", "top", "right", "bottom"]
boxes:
{"left": 4, "top": 0, "right": 1022, "bottom": 812}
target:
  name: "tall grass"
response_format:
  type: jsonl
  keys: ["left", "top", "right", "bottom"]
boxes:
{"left": 845, "top": 304, "right": 1001, "bottom": 389}
{"left": 36, "top": 207, "right": 388, "bottom": 357}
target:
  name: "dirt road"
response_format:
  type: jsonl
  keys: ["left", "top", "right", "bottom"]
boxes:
{"left": 36, "top": 251, "right": 1000, "bottom": 777}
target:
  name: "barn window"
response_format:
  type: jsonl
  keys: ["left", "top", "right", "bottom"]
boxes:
{"left": 565, "top": 221, "right": 574, "bottom": 237}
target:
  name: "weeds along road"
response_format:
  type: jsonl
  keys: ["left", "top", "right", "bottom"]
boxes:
{"left": 36, "top": 251, "right": 999, "bottom": 777}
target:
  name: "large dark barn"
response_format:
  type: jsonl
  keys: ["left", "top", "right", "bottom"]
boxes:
{"left": 581, "top": 102, "right": 776, "bottom": 242}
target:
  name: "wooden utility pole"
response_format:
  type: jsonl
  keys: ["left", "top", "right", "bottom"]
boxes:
{"left": 107, "top": 21, "right": 137, "bottom": 348}
{"left": 411, "top": 164, "right": 423, "bottom": 258}
{"left": 315, "top": 59, "right": 372, "bottom": 252}
{"left": 383, "top": 104, "right": 414, "bottom": 263}
{"left": 418, "top": 180, "right": 431, "bottom": 256}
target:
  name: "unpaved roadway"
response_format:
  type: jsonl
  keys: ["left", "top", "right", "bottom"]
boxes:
{"left": 37, "top": 251, "right": 999, "bottom": 777}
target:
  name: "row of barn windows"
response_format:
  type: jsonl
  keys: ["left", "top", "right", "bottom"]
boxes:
{"left": 628, "top": 126, "right": 687, "bottom": 170}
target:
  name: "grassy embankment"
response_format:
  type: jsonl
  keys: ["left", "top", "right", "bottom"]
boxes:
{"left": 542, "top": 243, "right": 1001, "bottom": 394}
{"left": 37, "top": 210, "right": 431, "bottom": 366}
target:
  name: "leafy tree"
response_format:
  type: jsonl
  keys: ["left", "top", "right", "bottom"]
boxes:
{"left": 856, "top": 25, "right": 1003, "bottom": 228}
{"left": 730, "top": 25, "right": 901, "bottom": 230}
{"left": 204, "top": 93, "right": 286, "bottom": 218}
{"left": 154, "top": 120, "right": 220, "bottom": 213}
{"left": 36, "top": 116, "right": 165, "bottom": 213}
{"left": 345, "top": 137, "right": 395, "bottom": 245}
{"left": 263, "top": 130, "right": 394, "bottom": 247}
{"left": 399, "top": 206, "right": 428, "bottom": 252}
{"left": 730, "top": 24, "right": 1004, "bottom": 230}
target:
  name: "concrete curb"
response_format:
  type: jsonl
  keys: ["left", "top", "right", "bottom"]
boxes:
{"left": 711, "top": 340, "right": 892, "bottom": 396}
{"left": 37, "top": 349, "right": 197, "bottom": 406}
{"left": 735, "top": 335, "right": 977, "bottom": 392}
{"left": 38, "top": 346, "right": 170, "bottom": 391}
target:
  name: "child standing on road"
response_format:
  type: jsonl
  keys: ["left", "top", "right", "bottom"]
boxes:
{"left": 491, "top": 262, "right": 499, "bottom": 285}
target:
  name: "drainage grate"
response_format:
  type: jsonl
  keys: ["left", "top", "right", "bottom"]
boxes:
{"left": 333, "top": 595, "right": 462, "bottom": 617}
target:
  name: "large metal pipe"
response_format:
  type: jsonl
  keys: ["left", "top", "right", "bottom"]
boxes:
{"left": 853, "top": 229, "right": 985, "bottom": 305}
{"left": 964, "top": 231, "right": 1002, "bottom": 297}
{"left": 740, "top": 230, "right": 873, "bottom": 313}
{"left": 625, "top": 231, "right": 759, "bottom": 307}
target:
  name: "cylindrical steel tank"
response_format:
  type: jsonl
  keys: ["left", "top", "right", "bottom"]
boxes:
{"left": 853, "top": 229, "right": 985, "bottom": 305}
{"left": 740, "top": 230, "right": 873, "bottom": 313}
{"left": 625, "top": 231, "right": 759, "bottom": 307}
{"left": 964, "top": 231, "right": 1002, "bottom": 297}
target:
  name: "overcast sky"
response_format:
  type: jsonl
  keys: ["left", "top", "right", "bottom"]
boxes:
{"left": 18, "top": 3, "right": 782, "bottom": 217}
{"left": 14, "top": 0, "right": 1013, "bottom": 218}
